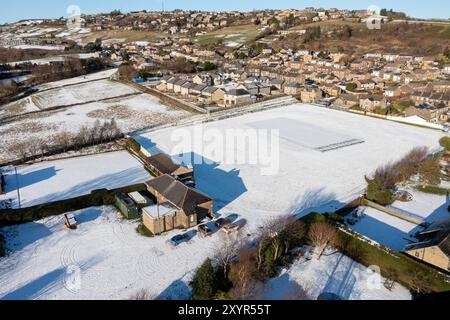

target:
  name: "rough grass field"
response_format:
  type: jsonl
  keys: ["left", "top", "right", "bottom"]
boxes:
{"left": 194, "top": 24, "right": 261, "bottom": 45}
{"left": 79, "top": 30, "right": 165, "bottom": 44}
{"left": 273, "top": 21, "right": 450, "bottom": 55}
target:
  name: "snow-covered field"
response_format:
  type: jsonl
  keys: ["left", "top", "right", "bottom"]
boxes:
{"left": 0, "top": 151, "right": 151, "bottom": 208}
{"left": 0, "top": 103, "right": 443, "bottom": 300}
{"left": 36, "top": 69, "right": 118, "bottom": 91}
{"left": 0, "top": 206, "right": 204, "bottom": 300}
{"left": 262, "top": 248, "right": 411, "bottom": 300}
{"left": 32, "top": 80, "right": 139, "bottom": 109}
{"left": 135, "top": 103, "right": 442, "bottom": 231}
{"left": 0, "top": 79, "right": 190, "bottom": 162}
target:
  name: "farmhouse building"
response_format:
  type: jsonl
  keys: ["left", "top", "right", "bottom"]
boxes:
{"left": 144, "top": 153, "right": 194, "bottom": 185}
{"left": 143, "top": 174, "right": 213, "bottom": 235}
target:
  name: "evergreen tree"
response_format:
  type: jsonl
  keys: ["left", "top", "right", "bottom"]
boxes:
{"left": 191, "top": 259, "right": 217, "bottom": 300}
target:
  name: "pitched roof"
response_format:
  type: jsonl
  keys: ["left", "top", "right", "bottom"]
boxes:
{"left": 226, "top": 89, "right": 250, "bottom": 96}
{"left": 146, "top": 153, "right": 180, "bottom": 175}
{"left": 145, "top": 174, "right": 212, "bottom": 216}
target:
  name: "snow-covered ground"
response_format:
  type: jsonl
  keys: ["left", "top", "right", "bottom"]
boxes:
{"left": 0, "top": 206, "right": 202, "bottom": 300}
{"left": 32, "top": 80, "right": 139, "bottom": 109}
{"left": 0, "top": 151, "right": 151, "bottom": 208}
{"left": 36, "top": 69, "right": 118, "bottom": 91}
{"left": 390, "top": 189, "right": 449, "bottom": 222}
{"left": 6, "top": 53, "right": 96, "bottom": 67}
{"left": 262, "top": 248, "right": 411, "bottom": 300}
{"left": 349, "top": 207, "right": 421, "bottom": 251}
{"left": 351, "top": 189, "right": 450, "bottom": 250}
{"left": 0, "top": 103, "right": 443, "bottom": 300}
{"left": 12, "top": 45, "right": 65, "bottom": 51}
{"left": 0, "top": 80, "right": 190, "bottom": 162}
{"left": 135, "top": 103, "right": 442, "bottom": 231}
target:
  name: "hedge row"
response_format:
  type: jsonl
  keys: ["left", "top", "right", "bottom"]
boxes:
{"left": 0, "top": 183, "right": 147, "bottom": 226}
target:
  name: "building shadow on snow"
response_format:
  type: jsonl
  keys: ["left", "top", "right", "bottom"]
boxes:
{"left": 173, "top": 152, "right": 248, "bottom": 212}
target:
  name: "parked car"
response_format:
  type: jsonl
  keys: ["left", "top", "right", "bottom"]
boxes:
{"left": 198, "top": 224, "right": 213, "bottom": 237}
{"left": 222, "top": 219, "right": 247, "bottom": 234}
{"left": 170, "top": 234, "right": 188, "bottom": 247}
{"left": 215, "top": 217, "right": 232, "bottom": 229}
{"left": 170, "top": 230, "right": 197, "bottom": 247}
{"left": 222, "top": 223, "right": 240, "bottom": 234}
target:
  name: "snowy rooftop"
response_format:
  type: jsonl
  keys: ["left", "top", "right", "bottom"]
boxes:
{"left": 142, "top": 204, "right": 177, "bottom": 219}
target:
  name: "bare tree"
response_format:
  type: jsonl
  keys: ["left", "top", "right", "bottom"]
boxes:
{"left": 255, "top": 216, "right": 290, "bottom": 272}
{"left": 128, "top": 289, "right": 156, "bottom": 300}
{"left": 55, "top": 131, "right": 73, "bottom": 153}
{"left": 214, "top": 233, "right": 242, "bottom": 281}
{"left": 15, "top": 141, "right": 31, "bottom": 161}
{"left": 307, "top": 221, "right": 339, "bottom": 259}
{"left": 229, "top": 247, "right": 258, "bottom": 300}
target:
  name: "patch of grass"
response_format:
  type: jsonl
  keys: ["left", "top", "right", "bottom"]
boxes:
{"left": 136, "top": 223, "right": 154, "bottom": 238}
{"left": 194, "top": 24, "right": 260, "bottom": 45}
{"left": 392, "top": 103, "right": 410, "bottom": 113}
{"left": 415, "top": 185, "right": 450, "bottom": 195}
{"left": 0, "top": 99, "right": 29, "bottom": 116}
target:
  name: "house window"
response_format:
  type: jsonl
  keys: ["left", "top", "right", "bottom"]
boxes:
{"left": 415, "top": 251, "right": 420, "bottom": 258}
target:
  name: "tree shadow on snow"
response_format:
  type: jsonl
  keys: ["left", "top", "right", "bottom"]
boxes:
{"left": 288, "top": 187, "right": 344, "bottom": 218}
{"left": 259, "top": 274, "right": 310, "bottom": 300}
{"left": 0, "top": 256, "right": 104, "bottom": 300}
{"left": 1, "top": 267, "right": 66, "bottom": 300}
{"left": 156, "top": 279, "right": 191, "bottom": 300}
{"left": 321, "top": 254, "right": 358, "bottom": 300}
{"left": 4, "top": 222, "right": 52, "bottom": 253}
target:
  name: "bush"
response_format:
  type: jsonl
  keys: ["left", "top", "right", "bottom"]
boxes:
{"left": 418, "top": 157, "right": 441, "bottom": 186}
{"left": 324, "top": 212, "right": 345, "bottom": 223}
{"left": 346, "top": 83, "right": 357, "bottom": 92}
{"left": 301, "top": 212, "right": 326, "bottom": 227}
{"left": 416, "top": 185, "right": 449, "bottom": 195}
{"left": 439, "top": 137, "right": 450, "bottom": 151}
{"left": 191, "top": 259, "right": 218, "bottom": 300}
{"left": 365, "top": 176, "right": 395, "bottom": 205}
{"left": 136, "top": 223, "right": 154, "bottom": 237}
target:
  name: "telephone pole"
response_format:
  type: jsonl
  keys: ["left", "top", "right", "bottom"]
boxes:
{"left": 14, "top": 167, "right": 21, "bottom": 209}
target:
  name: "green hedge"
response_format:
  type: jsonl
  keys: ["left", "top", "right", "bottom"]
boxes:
{"left": 416, "top": 185, "right": 450, "bottom": 195}
{"left": 126, "top": 137, "right": 141, "bottom": 154}
{"left": 0, "top": 183, "right": 147, "bottom": 226}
